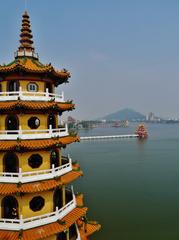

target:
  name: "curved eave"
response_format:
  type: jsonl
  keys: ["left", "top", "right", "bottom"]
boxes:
{"left": 0, "top": 60, "right": 71, "bottom": 85}
{"left": 80, "top": 223, "right": 101, "bottom": 240}
{"left": 0, "top": 101, "right": 75, "bottom": 113}
{"left": 0, "top": 168, "right": 83, "bottom": 195}
{"left": 0, "top": 136, "right": 80, "bottom": 151}
{"left": 0, "top": 207, "right": 87, "bottom": 240}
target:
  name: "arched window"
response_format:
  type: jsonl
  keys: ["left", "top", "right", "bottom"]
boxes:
{"left": 3, "top": 153, "right": 19, "bottom": 173}
{"left": 53, "top": 187, "right": 63, "bottom": 211}
{"left": 27, "top": 82, "right": 38, "bottom": 92}
{"left": 6, "top": 115, "right": 19, "bottom": 133}
{"left": 2, "top": 196, "right": 19, "bottom": 219}
{"left": 8, "top": 80, "right": 19, "bottom": 92}
{"left": 50, "top": 149, "right": 59, "bottom": 168}
{"left": 48, "top": 114, "right": 56, "bottom": 129}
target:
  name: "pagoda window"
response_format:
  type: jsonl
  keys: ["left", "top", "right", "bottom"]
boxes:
{"left": 28, "top": 116, "right": 40, "bottom": 129}
{"left": 48, "top": 114, "right": 56, "bottom": 129}
{"left": 8, "top": 80, "right": 19, "bottom": 92}
{"left": 29, "top": 196, "right": 45, "bottom": 212}
{"left": 53, "top": 187, "right": 63, "bottom": 211}
{"left": 45, "top": 82, "right": 53, "bottom": 93}
{"left": 3, "top": 153, "right": 19, "bottom": 173}
{"left": 0, "top": 83, "right": 2, "bottom": 92}
{"left": 27, "top": 82, "right": 38, "bottom": 92}
{"left": 28, "top": 154, "right": 43, "bottom": 168}
{"left": 6, "top": 115, "right": 19, "bottom": 133}
{"left": 57, "top": 231, "right": 67, "bottom": 240}
{"left": 2, "top": 196, "right": 19, "bottom": 219}
{"left": 50, "top": 149, "right": 59, "bottom": 168}
{"left": 69, "top": 224, "right": 78, "bottom": 240}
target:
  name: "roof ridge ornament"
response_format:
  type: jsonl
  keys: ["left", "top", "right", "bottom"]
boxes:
{"left": 15, "top": 11, "right": 39, "bottom": 60}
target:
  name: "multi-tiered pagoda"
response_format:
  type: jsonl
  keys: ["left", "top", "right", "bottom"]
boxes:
{"left": 0, "top": 11, "right": 100, "bottom": 240}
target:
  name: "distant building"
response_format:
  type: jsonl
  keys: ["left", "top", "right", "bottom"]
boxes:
{"left": 147, "top": 112, "right": 155, "bottom": 121}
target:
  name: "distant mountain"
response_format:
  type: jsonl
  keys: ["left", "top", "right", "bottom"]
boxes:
{"left": 101, "top": 108, "right": 145, "bottom": 121}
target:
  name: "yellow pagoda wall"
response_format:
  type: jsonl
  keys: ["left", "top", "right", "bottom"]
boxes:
{"left": 0, "top": 80, "right": 55, "bottom": 93}
{"left": 20, "top": 80, "right": 45, "bottom": 92}
{"left": 0, "top": 114, "right": 58, "bottom": 131}
{"left": 0, "top": 189, "right": 55, "bottom": 218}
{"left": 0, "top": 185, "right": 66, "bottom": 218}
{"left": 21, "top": 190, "right": 54, "bottom": 218}
{"left": 0, "top": 150, "right": 62, "bottom": 172}
{"left": 43, "top": 236, "right": 56, "bottom": 240}
{"left": 1, "top": 81, "right": 6, "bottom": 92}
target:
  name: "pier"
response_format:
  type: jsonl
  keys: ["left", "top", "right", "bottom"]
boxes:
{"left": 80, "top": 134, "right": 139, "bottom": 140}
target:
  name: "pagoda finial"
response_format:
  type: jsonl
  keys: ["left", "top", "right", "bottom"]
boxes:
{"left": 19, "top": 11, "right": 34, "bottom": 52}
{"left": 15, "top": 11, "right": 38, "bottom": 59}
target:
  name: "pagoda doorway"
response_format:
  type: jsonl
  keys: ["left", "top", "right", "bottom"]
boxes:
{"left": 45, "top": 82, "right": 53, "bottom": 93}
{"left": 56, "top": 232, "right": 66, "bottom": 240}
{"left": 48, "top": 114, "right": 56, "bottom": 129}
{"left": 53, "top": 187, "right": 63, "bottom": 211}
{"left": 2, "top": 196, "right": 19, "bottom": 219}
{"left": 8, "top": 80, "right": 19, "bottom": 92}
{"left": 50, "top": 149, "right": 59, "bottom": 168}
{"left": 3, "top": 153, "right": 19, "bottom": 173}
{"left": 65, "top": 188, "right": 73, "bottom": 204}
{"left": 69, "top": 224, "right": 78, "bottom": 240}
{"left": 6, "top": 115, "right": 19, "bottom": 133}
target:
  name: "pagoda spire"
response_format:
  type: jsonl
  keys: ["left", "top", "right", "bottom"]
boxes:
{"left": 16, "top": 11, "right": 38, "bottom": 59}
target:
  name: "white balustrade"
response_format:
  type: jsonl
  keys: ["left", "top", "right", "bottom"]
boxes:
{"left": 14, "top": 50, "right": 39, "bottom": 59}
{"left": 0, "top": 156, "right": 72, "bottom": 183}
{"left": 0, "top": 187, "right": 76, "bottom": 231}
{"left": 0, "top": 87, "right": 65, "bottom": 102}
{"left": 0, "top": 124, "right": 68, "bottom": 140}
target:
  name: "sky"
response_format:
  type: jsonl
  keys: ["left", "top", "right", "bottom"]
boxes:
{"left": 0, "top": 0, "right": 179, "bottom": 119}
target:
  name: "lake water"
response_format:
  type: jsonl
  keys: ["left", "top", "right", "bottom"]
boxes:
{"left": 65, "top": 123, "right": 179, "bottom": 240}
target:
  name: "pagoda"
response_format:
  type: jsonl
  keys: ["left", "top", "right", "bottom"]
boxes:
{"left": 0, "top": 11, "right": 100, "bottom": 240}
{"left": 135, "top": 124, "right": 148, "bottom": 139}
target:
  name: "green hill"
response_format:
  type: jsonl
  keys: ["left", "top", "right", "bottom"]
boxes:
{"left": 102, "top": 108, "right": 145, "bottom": 121}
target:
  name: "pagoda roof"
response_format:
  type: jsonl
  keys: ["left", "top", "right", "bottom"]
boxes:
{"left": 0, "top": 168, "right": 83, "bottom": 195}
{"left": 0, "top": 57, "right": 70, "bottom": 85}
{"left": 0, "top": 207, "right": 87, "bottom": 240}
{"left": 0, "top": 101, "right": 74, "bottom": 113}
{"left": 80, "top": 222, "right": 101, "bottom": 239}
{"left": 0, "top": 136, "right": 80, "bottom": 151}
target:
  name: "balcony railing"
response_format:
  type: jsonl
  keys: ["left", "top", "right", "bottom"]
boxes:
{"left": 0, "top": 187, "right": 76, "bottom": 231}
{"left": 0, "top": 156, "right": 72, "bottom": 183}
{"left": 14, "top": 50, "right": 39, "bottom": 59}
{"left": 76, "top": 224, "right": 81, "bottom": 240}
{"left": 0, "top": 124, "right": 68, "bottom": 140}
{"left": 0, "top": 87, "right": 64, "bottom": 102}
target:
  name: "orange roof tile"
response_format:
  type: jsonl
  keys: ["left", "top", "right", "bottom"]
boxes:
{"left": 0, "top": 169, "right": 83, "bottom": 195}
{"left": 0, "top": 136, "right": 80, "bottom": 151}
{"left": 0, "top": 207, "right": 87, "bottom": 240}
{"left": 0, "top": 58, "right": 70, "bottom": 85}
{"left": 0, "top": 101, "right": 74, "bottom": 112}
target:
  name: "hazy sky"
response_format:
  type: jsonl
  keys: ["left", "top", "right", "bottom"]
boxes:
{"left": 0, "top": 0, "right": 179, "bottom": 119}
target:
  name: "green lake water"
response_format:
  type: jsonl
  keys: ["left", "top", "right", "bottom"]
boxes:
{"left": 65, "top": 123, "right": 179, "bottom": 240}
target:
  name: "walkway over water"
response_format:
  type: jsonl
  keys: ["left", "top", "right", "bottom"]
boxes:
{"left": 80, "top": 134, "right": 139, "bottom": 140}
